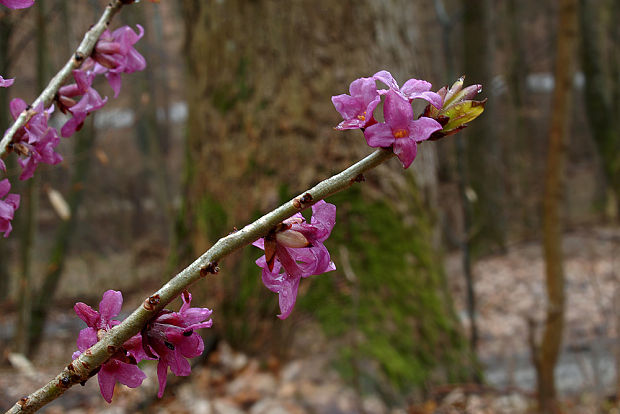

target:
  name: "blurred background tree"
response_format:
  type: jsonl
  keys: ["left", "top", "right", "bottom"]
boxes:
{"left": 178, "top": 0, "right": 470, "bottom": 400}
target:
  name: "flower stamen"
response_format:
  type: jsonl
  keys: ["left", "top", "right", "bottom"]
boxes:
{"left": 393, "top": 129, "right": 408, "bottom": 138}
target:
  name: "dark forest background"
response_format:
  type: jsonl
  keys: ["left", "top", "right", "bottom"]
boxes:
{"left": 0, "top": 0, "right": 618, "bottom": 413}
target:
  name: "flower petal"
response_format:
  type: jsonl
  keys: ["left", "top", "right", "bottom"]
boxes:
{"left": 383, "top": 90, "right": 413, "bottom": 131}
{"left": 393, "top": 138, "right": 418, "bottom": 169}
{"left": 74, "top": 302, "right": 100, "bottom": 327}
{"left": 309, "top": 200, "right": 336, "bottom": 242}
{"left": 275, "top": 244, "right": 304, "bottom": 279}
{"left": 113, "top": 361, "right": 147, "bottom": 389}
{"left": 400, "top": 78, "right": 432, "bottom": 95}
{"left": 0, "top": 179, "right": 10, "bottom": 199}
{"left": 331, "top": 94, "right": 362, "bottom": 121}
{"left": 373, "top": 70, "right": 399, "bottom": 91}
{"left": 348, "top": 77, "right": 378, "bottom": 107}
{"left": 157, "top": 360, "right": 168, "bottom": 398}
{"left": 0, "top": 75, "right": 14, "bottom": 87}
{"left": 97, "top": 366, "right": 116, "bottom": 403}
{"left": 76, "top": 327, "right": 98, "bottom": 352}
{"left": 0, "top": 0, "right": 34, "bottom": 9}
{"left": 364, "top": 122, "right": 395, "bottom": 148}
{"left": 409, "top": 117, "right": 443, "bottom": 143}
{"left": 9, "top": 98, "right": 27, "bottom": 120}
{"left": 275, "top": 273, "right": 300, "bottom": 320}
{"left": 98, "top": 290, "right": 123, "bottom": 323}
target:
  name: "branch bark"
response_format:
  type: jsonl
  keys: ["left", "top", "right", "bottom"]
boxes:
{"left": 5, "top": 148, "right": 394, "bottom": 414}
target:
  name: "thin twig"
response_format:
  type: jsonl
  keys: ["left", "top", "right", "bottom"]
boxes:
{"left": 5, "top": 148, "right": 394, "bottom": 413}
{"left": 0, "top": 0, "right": 130, "bottom": 159}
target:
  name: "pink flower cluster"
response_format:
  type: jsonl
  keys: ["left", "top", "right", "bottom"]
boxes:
{"left": 141, "top": 290, "right": 213, "bottom": 398}
{"left": 0, "top": 15, "right": 145, "bottom": 237}
{"left": 254, "top": 200, "right": 336, "bottom": 319}
{"left": 57, "top": 24, "right": 146, "bottom": 137}
{"left": 73, "top": 290, "right": 212, "bottom": 402}
{"left": 0, "top": 178, "right": 19, "bottom": 237}
{"left": 332, "top": 70, "right": 444, "bottom": 168}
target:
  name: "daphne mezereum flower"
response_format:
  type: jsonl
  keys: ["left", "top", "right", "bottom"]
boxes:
{"left": 0, "top": 75, "right": 14, "bottom": 87}
{"left": 141, "top": 290, "right": 213, "bottom": 398}
{"left": 253, "top": 200, "right": 336, "bottom": 319}
{"left": 0, "top": 0, "right": 34, "bottom": 9}
{"left": 364, "top": 90, "right": 442, "bottom": 169}
{"left": 331, "top": 76, "right": 380, "bottom": 130}
{"left": 58, "top": 70, "right": 108, "bottom": 137}
{"left": 9, "top": 98, "right": 62, "bottom": 180}
{"left": 73, "top": 290, "right": 147, "bottom": 403}
{"left": 0, "top": 179, "right": 20, "bottom": 237}
{"left": 91, "top": 25, "right": 146, "bottom": 97}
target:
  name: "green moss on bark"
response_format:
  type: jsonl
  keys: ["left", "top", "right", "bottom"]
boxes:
{"left": 302, "top": 186, "right": 468, "bottom": 395}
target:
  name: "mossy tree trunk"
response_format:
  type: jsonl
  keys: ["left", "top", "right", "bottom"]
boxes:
{"left": 179, "top": 0, "right": 468, "bottom": 397}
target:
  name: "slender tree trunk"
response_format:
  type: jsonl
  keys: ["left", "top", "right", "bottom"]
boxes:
{"left": 15, "top": 0, "right": 49, "bottom": 354}
{"left": 434, "top": 0, "right": 480, "bottom": 381}
{"left": 0, "top": 13, "right": 13, "bottom": 303}
{"left": 122, "top": 6, "right": 173, "bottom": 244}
{"left": 538, "top": 0, "right": 578, "bottom": 412}
{"left": 27, "top": 119, "right": 96, "bottom": 355}
{"left": 463, "top": 0, "right": 505, "bottom": 252}
{"left": 506, "top": 0, "right": 537, "bottom": 234}
{"left": 611, "top": 0, "right": 620, "bottom": 127}
{"left": 578, "top": 0, "right": 620, "bottom": 214}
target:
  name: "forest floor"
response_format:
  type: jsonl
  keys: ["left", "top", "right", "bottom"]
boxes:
{"left": 1, "top": 226, "right": 619, "bottom": 413}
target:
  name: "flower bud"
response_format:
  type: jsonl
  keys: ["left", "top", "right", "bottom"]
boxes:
{"left": 423, "top": 76, "right": 486, "bottom": 140}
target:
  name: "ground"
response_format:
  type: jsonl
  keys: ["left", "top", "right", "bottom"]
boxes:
{"left": 1, "top": 226, "right": 619, "bottom": 413}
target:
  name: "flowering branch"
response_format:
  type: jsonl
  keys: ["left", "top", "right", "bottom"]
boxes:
{"left": 5, "top": 147, "right": 394, "bottom": 414}
{"left": 0, "top": 0, "right": 131, "bottom": 159}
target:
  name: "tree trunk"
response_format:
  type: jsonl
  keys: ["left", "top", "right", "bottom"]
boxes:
{"left": 0, "top": 12, "right": 14, "bottom": 303}
{"left": 15, "top": 0, "right": 49, "bottom": 354}
{"left": 463, "top": 0, "right": 506, "bottom": 253}
{"left": 27, "top": 119, "right": 96, "bottom": 356}
{"left": 538, "top": 0, "right": 578, "bottom": 412}
{"left": 180, "top": 0, "right": 468, "bottom": 397}
{"left": 578, "top": 0, "right": 620, "bottom": 215}
{"left": 434, "top": 0, "right": 480, "bottom": 381}
{"left": 121, "top": 5, "right": 173, "bottom": 245}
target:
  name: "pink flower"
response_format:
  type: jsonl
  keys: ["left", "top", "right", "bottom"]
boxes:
{"left": 58, "top": 70, "right": 108, "bottom": 137}
{"left": 0, "top": 179, "right": 20, "bottom": 237}
{"left": 331, "top": 77, "right": 380, "bottom": 130}
{"left": 0, "top": 0, "right": 34, "bottom": 9}
{"left": 9, "top": 98, "right": 62, "bottom": 180}
{"left": 141, "top": 291, "right": 213, "bottom": 398}
{"left": 73, "top": 290, "right": 146, "bottom": 403}
{"left": 373, "top": 70, "right": 443, "bottom": 109}
{"left": 364, "top": 90, "right": 442, "bottom": 168}
{"left": 91, "top": 25, "right": 146, "bottom": 97}
{"left": 0, "top": 75, "right": 14, "bottom": 87}
{"left": 253, "top": 200, "right": 336, "bottom": 319}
